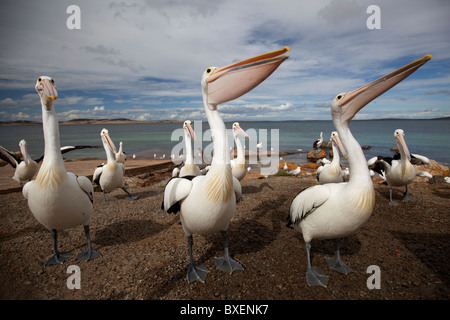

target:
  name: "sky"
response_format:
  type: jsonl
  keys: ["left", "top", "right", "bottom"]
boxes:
{"left": 0, "top": 0, "right": 449, "bottom": 122}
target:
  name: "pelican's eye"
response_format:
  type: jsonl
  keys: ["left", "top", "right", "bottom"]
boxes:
{"left": 336, "top": 94, "right": 343, "bottom": 101}
{"left": 51, "top": 79, "right": 54, "bottom": 84}
{"left": 38, "top": 78, "right": 42, "bottom": 83}
{"left": 206, "top": 68, "right": 213, "bottom": 75}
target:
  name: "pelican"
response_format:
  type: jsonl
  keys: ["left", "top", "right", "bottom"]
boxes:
{"left": 316, "top": 131, "right": 347, "bottom": 184}
{"left": 115, "top": 141, "right": 126, "bottom": 163}
{"left": 368, "top": 129, "right": 416, "bottom": 205}
{"left": 0, "top": 140, "right": 38, "bottom": 186}
{"left": 162, "top": 47, "right": 289, "bottom": 283}
{"left": 230, "top": 122, "right": 249, "bottom": 181}
{"left": 178, "top": 120, "right": 201, "bottom": 178}
{"left": 288, "top": 55, "right": 431, "bottom": 287}
{"left": 93, "top": 128, "right": 137, "bottom": 203}
{"left": 22, "top": 76, "right": 101, "bottom": 266}
{"left": 313, "top": 132, "right": 323, "bottom": 149}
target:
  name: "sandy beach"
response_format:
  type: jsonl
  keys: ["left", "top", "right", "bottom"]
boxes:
{"left": 0, "top": 158, "right": 449, "bottom": 301}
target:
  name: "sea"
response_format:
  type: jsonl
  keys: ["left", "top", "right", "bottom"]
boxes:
{"left": 0, "top": 119, "right": 449, "bottom": 167}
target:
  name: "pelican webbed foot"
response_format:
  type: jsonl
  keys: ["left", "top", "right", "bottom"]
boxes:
{"left": 215, "top": 230, "right": 243, "bottom": 274}
{"left": 326, "top": 239, "right": 354, "bottom": 274}
{"left": 122, "top": 187, "right": 137, "bottom": 200}
{"left": 403, "top": 186, "right": 412, "bottom": 202}
{"left": 76, "top": 226, "right": 101, "bottom": 262}
{"left": 44, "top": 229, "right": 71, "bottom": 266}
{"left": 305, "top": 242, "right": 328, "bottom": 287}
{"left": 389, "top": 188, "right": 399, "bottom": 206}
{"left": 186, "top": 235, "right": 209, "bottom": 283}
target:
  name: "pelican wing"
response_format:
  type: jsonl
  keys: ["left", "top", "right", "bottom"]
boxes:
{"left": 288, "top": 185, "right": 330, "bottom": 226}
{"left": 93, "top": 165, "right": 104, "bottom": 186}
{"left": 0, "top": 146, "right": 19, "bottom": 168}
{"left": 34, "top": 145, "right": 100, "bottom": 163}
{"left": 162, "top": 177, "right": 193, "bottom": 214}
{"left": 69, "top": 172, "right": 94, "bottom": 204}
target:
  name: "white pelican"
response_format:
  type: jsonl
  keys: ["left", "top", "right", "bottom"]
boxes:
{"left": 368, "top": 129, "right": 416, "bottom": 205}
{"left": 178, "top": 120, "right": 201, "bottom": 177}
{"left": 313, "top": 132, "right": 323, "bottom": 149}
{"left": 93, "top": 128, "right": 137, "bottom": 203}
{"left": 316, "top": 131, "right": 347, "bottom": 184}
{"left": 22, "top": 76, "right": 101, "bottom": 266}
{"left": 115, "top": 141, "right": 126, "bottom": 163}
{"left": 0, "top": 140, "right": 38, "bottom": 186}
{"left": 162, "top": 47, "right": 289, "bottom": 283}
{"left": 230, "top": 122, "right": 249, "bottom": 181}
{"left": 288, "top": 55, "right": 431, "bottom": 287}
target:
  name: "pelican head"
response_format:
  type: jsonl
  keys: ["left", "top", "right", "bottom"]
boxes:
{"left": 201, "top": 47, "right": 290, "bottom": 110}
{"left": 100, "top": 128, "right": 117, "bottom": 156}
{"left": 233, "top": 122, "right": 249, "bottom": 139}
{"left": 19, "top": 139, "right": 30, "bottom": 165}
{"left": 331, "top": 131, "right": 346, "bottom": 158}
{"left": 394, "top": 129, "right": 411, "bottom": 161}
{"left": 331, "top": 55, "right": 432, "bottom": 126}
{"left": 35, "top": 76, "right": 58, "bottom": 110}
{"left": 183, "top": 120, "right": 196, "bottom": 141}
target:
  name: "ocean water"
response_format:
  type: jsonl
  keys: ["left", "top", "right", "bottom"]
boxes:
{"left": 0, "top": 119, "right": 449, "bottom": 167}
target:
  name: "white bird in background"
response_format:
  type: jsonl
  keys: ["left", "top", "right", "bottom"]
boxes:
{"left": 288, "top": 166, "right": 301, "bottom": 175}
{"left": 316, "top": 131, "right": 347, "bottom": 184}
{"left": 0, "top": 141, "right": 98, "bottom": 186}
{"left": 162, "top": 47, "right": 289, "bottom": 283}
{"left": 288, "top": 55, "right": 431, "bottom": 287}
{"left": 179, "top": 120, "right": 201, "bottom": 178}
{"left": 230, "top": 122, "right": 250, "bottom": 181}
{"left": 93, "top": 128, "right": 137, "bottom": 203}
{"left": 0, "top": 140, "right": 38, "bottom": 186}
{"left": 368, "top": 129, "right": 416, "bottom": 205}
{"left": 313, "top": 131, "right": 323, "bottom": 150}
{"left": 256, "top": 141, "right": 263, "bottom": 149}
{"left": 115, "top": 141, "right": 127, "bottom": 163}
{"left": 23, "top": 76, "right": 101, "bottom": 266}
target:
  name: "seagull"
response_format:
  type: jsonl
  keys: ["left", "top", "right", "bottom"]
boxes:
{"left": 93, "top": 128, "right": 137, "bottom": 203}
{"left": 288, "top": 55, "right": 431, "bottom": 287}
{"left": 256, "top": 141, "right": 263, "bottom": 149}
{"left": 230, "top": 122, "right": 249, "bottom": 181}
{"left": 368, "top": 129, "right": 416, "bottom": 205}
{"left": 23, "top": 76, "right": 101, "bottom": 266}
{"left": 316, "top": 131, "right": 347, "bottom": 184}
{"left": 162, "top": 47, "right": 289, "bottom": 283}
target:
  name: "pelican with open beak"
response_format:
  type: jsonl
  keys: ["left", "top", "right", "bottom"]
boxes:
{"left": 288, "top": 54, "right": 432, "bottom": 287}
{"left": 163, "top": 47, "right": 289, "bottom": 283}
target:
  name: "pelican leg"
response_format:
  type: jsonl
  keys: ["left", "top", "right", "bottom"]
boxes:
{"left": 186, "top": 235, "right": 209, "bottom": 283}
{"left": 215, "top": 230, "right": 243, "bottom": 274}
{"left": 403, "top": 185, "right": 412, "bottom": 202}
{"left": 305, "top": 242, "right": 328, "bottom": 287}
{"left": 122, "top": 187, "right": 137, "bottom": 200}
{"left": 389, "top": 187, "right": 398, "bottom": 206}
{"left": 326, "top": 239, "right": 354, "bottom": 274}
{"left": 102, "top": 190, "right": 110, "bottom": 203}
{"left": 76, "top": 226, "right": 102, "bottom": 262}
{"left": 44, "top": 229, "right": 71, "bottom": 267}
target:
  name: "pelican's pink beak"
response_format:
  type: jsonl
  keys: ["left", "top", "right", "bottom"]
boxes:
{"left": 339, "top": 54, "right": 432, "bottom": 124}
{"left": 102, "top": 129, "right": 117, "bottom": 154}
{"left": 332, "top": 134, "right": 347, "bottom": 158}
{"left": 37, "top": 79, "right": 58, "bottom": 101}
{"left": 185, "top": 121, "right": 196, "bottom": 141}
{"left": 206, "top": 47, "right": 289, "bottom": 106}
{"left": 395, "top": 132, "right": 411, "bottom": 161}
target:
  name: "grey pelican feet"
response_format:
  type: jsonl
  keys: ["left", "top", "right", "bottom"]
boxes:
{"left": 102, "top": 190, "right": 111, "bottom": 204}
{"left": 389, "top": 188, "right": 399, "bottom": 206}
{"left": 76, "top": 226, "right": 102, "bottom": 262}
{"left": 186, "top": 235, "right": 209, "bottom": 283}
{"left": 215, "top": 230, "right": 243, "bottom": 274}
{"left": 122, "top": 187, "right": 137, "bottom": 200}
{"left": 326, "top": 239, "right": 354, "bottom": 274}
{"left": 403, "top": 186, "right": 412, "bottom": 202}
{"left": 45, "top": 229, "right": 71, "bottom": 266}
{"left": 305, "top": 242, "right": 328, "bottom": 287}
